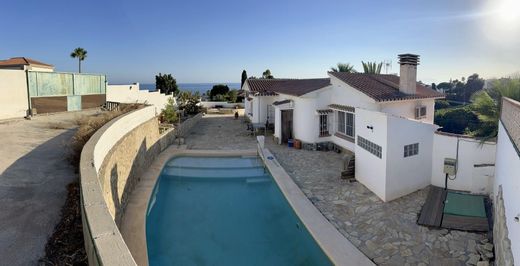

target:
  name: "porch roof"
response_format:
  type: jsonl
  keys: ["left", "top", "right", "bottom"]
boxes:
{"left": 329, "top": 104, "right": 355, "bottom": 113}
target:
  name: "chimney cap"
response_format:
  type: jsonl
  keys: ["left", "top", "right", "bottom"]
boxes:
{"left": 398, "top": 54, "right": 420, "bottom": 65}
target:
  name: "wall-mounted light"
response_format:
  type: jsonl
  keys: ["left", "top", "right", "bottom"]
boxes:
{"left": 367, "top": 125, "right": 374, "bottom": 132}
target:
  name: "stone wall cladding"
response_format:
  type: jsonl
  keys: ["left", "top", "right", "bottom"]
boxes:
{"left": 80, "top": 108, "right": 203, "bottom": 265}
{"left": 97, "top": 117, "right": 160, "bottom": 225}
{"left": 494, "top": 186, "right": 515, "bottom": 266}
{"left": 501, "top": 97, "right": 520, "bottom": 154}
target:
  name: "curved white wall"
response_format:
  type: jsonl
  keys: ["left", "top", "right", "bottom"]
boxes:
{"left": 93, "top": 106, "right": 157, "bottom": 172}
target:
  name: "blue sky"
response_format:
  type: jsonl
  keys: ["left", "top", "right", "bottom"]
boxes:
{"left": 2, "top": 0, "right": 519, "bottom": 84}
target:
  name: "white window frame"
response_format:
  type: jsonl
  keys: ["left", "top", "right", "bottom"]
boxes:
{"left": 336, "top": 110, "right": 355, "bottom": 138}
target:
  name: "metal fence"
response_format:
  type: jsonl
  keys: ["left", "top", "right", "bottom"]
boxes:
{"left": 28, "top": 71, "right": 106, "bottom": 97}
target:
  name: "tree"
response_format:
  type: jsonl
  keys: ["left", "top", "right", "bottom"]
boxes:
{"left": 178, "top": 91, "right": 201, "bottom": 115}
{"left": 262, "top": 69, "right": 274, "bottom": 79}
{"left": 362, "top": 61, "right": 383, "bottom": 74}
{"left": 435, "top": 107, "right": 479, "bottom": 135}
{"left": 227, "top": 89, "right": 238, "bottom": 103}
{"left": 70, "top": 47, "right": 87, "bottom": 73}
{"left": 330, "top": 63, "right": 356, "bottom": 73}
{"left": 210, "top": 84, "right": 230, "bottom": 100}
{"left": 241, "top": 70, "right": 248, "bottom": 88}
{"left": 155, "top": 73, "right": 179, "bottom": 95}
{"left": 160, "top": 97, "right": 178, "bottom": 124}
{"left": 467, "top": 77, "right": 520, "bottom": 139}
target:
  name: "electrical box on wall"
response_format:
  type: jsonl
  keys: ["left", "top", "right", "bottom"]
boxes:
{"left": 443, "top": 158, "right": 457, "bottom": 175}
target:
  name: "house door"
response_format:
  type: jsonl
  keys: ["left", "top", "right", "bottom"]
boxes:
{"left": 281, "top": 110, "right": 293, "bottom": 143}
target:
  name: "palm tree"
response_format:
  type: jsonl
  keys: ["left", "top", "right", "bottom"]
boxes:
{"left": 330, "top": 63, "right": 356, "bottom": 73}
{"left": 469, "top": 78, "right": 520, "bottom": 139}
{"left": 362, "top": 61, "right": 383, "bottom": 74}
{"left": 70, "top": 47, "right": 87, "bottom": 73}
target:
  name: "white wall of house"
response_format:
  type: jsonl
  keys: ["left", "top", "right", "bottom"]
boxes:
{"left": 328, "top": 75, "right": 378, "bottom": 110}
{"left": 249, "top": 96, "right": 277, "bottom": 124}
{"left": 380, "top": 99, "right": 435, "bottom": 124}
{"left": 106, "top": 83, "right": 174, "bottom": 113}
{"left": 27, "top": 65, "right": 54, "bottom": 72}
{"left": 0, "top": 69, "right": 29, "bottom": 120}
{"left": 431, "top": 132, "right": 496, "bottom": 194}
{"left": 354, "top": 108, "right": 388, "bottom": 200}
{"left": 494, "top": 122, "right": 520, "bottom": 262}
{"left": 385, "top": 116, "right": 437, "bottom": 201}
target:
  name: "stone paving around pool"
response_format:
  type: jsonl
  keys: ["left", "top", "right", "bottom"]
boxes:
{"left": 185, "top": 114, "right": 491, "bottom": 266}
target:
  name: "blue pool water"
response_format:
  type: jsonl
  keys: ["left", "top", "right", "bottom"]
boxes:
{"left": 146, "top": 156, "right": 332, "bottom": 266}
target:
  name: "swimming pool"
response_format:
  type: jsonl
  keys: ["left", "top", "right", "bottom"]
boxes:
{"left": 146, "top": 156, "right": 333, "bottom": 266}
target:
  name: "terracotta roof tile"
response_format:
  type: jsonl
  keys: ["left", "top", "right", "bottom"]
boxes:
{"left": 329, "top": 72, "right": 444, "bottom": 102}
{"left": 246, "top": 78, "right": 331, "bottom": 97}
{"left": 0, "top": 57, "right": 54, "bottom": 68}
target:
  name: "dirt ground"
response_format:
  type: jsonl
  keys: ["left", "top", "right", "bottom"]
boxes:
{"left": 0, "top": 110, "right": 99, "bottom": 265}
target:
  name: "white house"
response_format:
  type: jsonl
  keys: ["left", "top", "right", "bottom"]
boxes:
{"left": 244, "top": 54, "right": 451, "bottom": 201}
{"left": 0, "top": 57, "right": 55, "bottom": 72}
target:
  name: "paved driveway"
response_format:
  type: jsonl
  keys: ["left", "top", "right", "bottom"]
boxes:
{"left": 0, "top": 110, "right": 99, "bottom": 265}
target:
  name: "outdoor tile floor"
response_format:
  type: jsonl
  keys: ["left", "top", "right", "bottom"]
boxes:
{"left": 185, "top": 115, "right": 490, "bottom": 266}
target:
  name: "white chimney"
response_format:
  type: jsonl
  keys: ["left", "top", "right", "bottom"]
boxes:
{"left": 398, "top": 54, "right": 419, "bottom": 94}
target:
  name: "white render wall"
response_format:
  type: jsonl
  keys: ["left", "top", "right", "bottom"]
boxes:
{"left": 0, "top": 69, "right": 29, "bottom": 120}
{"left": 380, "top": 99, "right": 435, "bottom": 124}
{"left": 354, "top": 108, "right": 388, "bottom": 200}
{"left": 250, "top": 96, "right": 276, "bottom": 124}
{"left": 494, "top": 122, "right": 520, "bottom": 262}
{"left": 328, "top": 75, "right": 378, "bottom": 110}
{"left": 385, "top": 116, "right": 437, "bottom": 201}
{"left": 431, "top": 133, "right": 496, "bottom": 194}
{"left": 106, "top": 83, "right": 174, "bottom": 113}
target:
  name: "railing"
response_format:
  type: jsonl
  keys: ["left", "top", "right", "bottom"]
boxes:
{"left": 501, "top": 97, "right": 520, "bottom": 152}
{"left": 103, "top": 101, "right": 120, "bottom": 111}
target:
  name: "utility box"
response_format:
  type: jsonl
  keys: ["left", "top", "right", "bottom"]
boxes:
{"left": 444, "top": 158, "right": 457, "bottom": 175}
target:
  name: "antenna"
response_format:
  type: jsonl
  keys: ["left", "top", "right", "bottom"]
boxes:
{"left": 383, "top": 60, "right": 392, "bottom": 74}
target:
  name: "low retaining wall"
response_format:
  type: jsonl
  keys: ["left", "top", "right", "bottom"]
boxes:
{"left": 80, "top": 107, "right": 202, "bottom": 265}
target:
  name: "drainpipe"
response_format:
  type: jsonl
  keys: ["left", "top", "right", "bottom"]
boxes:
{"left": 24, "top": 69, "right": 32, "bottom": 118}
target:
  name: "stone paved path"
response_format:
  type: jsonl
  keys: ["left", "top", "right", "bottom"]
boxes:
{"left": 186, "top": 114, "right": 491, "bottom": 266}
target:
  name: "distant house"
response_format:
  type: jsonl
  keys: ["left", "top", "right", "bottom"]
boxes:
{"left": 244, "top": 54, "right": 451, "bottom": 202}
{"left": 0, "top": 57, "right": 106, "bottom": 119}
{"left": 0, "top": 57, "right": 54, "bottom": 72}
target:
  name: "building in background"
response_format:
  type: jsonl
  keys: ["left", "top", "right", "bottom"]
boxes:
{"left": 0, "top": 57, "right": 106, "bottom": 119}
{"left": 0, "top": 57, "right": 54, "bottom": 72}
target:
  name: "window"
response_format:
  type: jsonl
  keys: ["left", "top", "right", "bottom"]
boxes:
{"left": 357, "top": 136, "right": 382, "bottom": 158}
{"left": 415, "top": 106, "right": 427, "bottom": 119}
{"left": 336, "top": 111, "right": 355, "bottom": 137}
{"left": 319, "top": 114, "right": 329, "bottom": 136}
{"left": 404, "top": 143, "right": 419, "bottom": 157}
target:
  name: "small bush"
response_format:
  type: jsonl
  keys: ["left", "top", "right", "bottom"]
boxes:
{"left": 160, "top": 98, "right": 178, "bottom": 124}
